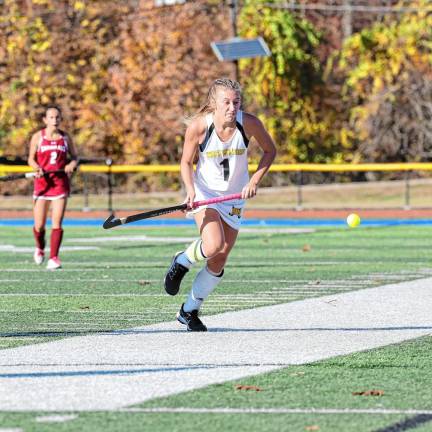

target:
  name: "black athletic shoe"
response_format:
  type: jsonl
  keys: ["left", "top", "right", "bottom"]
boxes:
{"left": 164, "top": 252, "right": 189, "bottom": 296}
{"left": 176, "top": 303, "right": 207, "bottom": 332}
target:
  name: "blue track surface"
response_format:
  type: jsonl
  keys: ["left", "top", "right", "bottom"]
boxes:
{"left": 1, "top": 218, "right": 432, "bottom": 227}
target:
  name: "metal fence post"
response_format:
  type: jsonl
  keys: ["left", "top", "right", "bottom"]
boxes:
{"left": 296, "top": 170, "right": 303, "bottom": 211}
{"left": 106, "top": 158, "right": 114, "bottom": 215}
{"left": 82, "top": 173, "right": 90, "bottom": 212}
{"left": 404, "top": 170, "right": 411, "bottom": 210}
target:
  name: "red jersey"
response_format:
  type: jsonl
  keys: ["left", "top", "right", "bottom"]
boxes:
{"left": 33, "top": 129, "right": 70, "bottom": 198}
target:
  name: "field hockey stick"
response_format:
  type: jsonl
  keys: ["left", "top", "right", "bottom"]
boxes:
{"left": 0, "top": 169, "right": 65, "bottom": 182}
{"left": 102, "top": 192, "right": 243, "bottom": 229}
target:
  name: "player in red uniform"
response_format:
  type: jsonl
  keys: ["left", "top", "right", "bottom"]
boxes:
{"left": 28, "top": 105, "right": 78, "bottom": 270}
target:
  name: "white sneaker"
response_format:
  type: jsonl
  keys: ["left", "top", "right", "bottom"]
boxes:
{"left": 46, "top": 257, "right": 62, "bottom": 270}
{"left": 34, "top": 248, "right": 45, "bottom": 265}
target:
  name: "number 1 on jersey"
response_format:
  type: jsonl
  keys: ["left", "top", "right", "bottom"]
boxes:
{"left": 220, "top": 158, "right": 229, "bottom": 181}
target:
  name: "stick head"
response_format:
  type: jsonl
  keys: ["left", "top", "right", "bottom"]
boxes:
{"left": 102, "top": 214, "right": 119, "bottom": 229}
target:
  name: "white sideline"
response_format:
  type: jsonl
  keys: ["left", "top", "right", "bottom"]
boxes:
{"left": 120, "top": 408, "right": 432, "bottom": 415}
{"left": 0, "top": 277, "right": 431, "bottom": 411}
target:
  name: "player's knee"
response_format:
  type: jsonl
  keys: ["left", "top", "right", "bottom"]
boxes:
{"left": 208, "top": 255, "right": 227, "bottom": 273}
{"left": 202, "top": 238, "right": 224, "bottom": 258}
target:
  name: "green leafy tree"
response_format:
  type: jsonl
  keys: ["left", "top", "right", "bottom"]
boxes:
{"left": 101, "top": 1, "right": 232, "bottom": 166}
{"left": 0, "top": 0, "right": 232, "bottom": 172}
{"left": 239, "top": 0, "right": 345, "bottom": 163}
{"left": 0, "top": 0, "right": 126, "bottom": 158}
{"left": 336, "top": 0, "right": 432, "bottom": 162}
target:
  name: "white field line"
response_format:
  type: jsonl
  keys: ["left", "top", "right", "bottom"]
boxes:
{"left": 1, "top": 262, "right": 430, "bottom": 272}
{"left": 1, "top": 277, "right": 432, "bottom": 411}
{"left": 120, "top": 407, "right": 432, "bottom": 415}
{"left": 68, "top": 235, "right": 196, "bottom": 243}
{"left": 35, "top": 414, "right": 78, "bottom": 423}
{"left": 304, "top": 281, "right": 374, "bottom": 286}
{"left": 206, "top": 298, "right": 324, "bottom": 304}
{"left": 352, "top": 273, "right": 431, "bottom": 279}
{"left": 25, "top": 319, "right": 175, "bottom": 325}
{"left": 67, "top": 229, "right": 315, "bottom": 243}
{"left": 0, "top": 294, "right": 168, "bottom": 297}
{"left": 0, "top": 311, "right": 172, "bottom": 315}
{"left": 0, "top": 278, "right": 425, "bottom": 299}
{"left": 240, "top": 228, "right": 315, "bottom": 233}
{"left": 269, "top": 287, "right": 354, "bottom": 291}
{"left": 40, "top": 318, "right": 179, "bottom": 325}
{"left": 3, "top": 327, "right": 130, "bottom": 332}
{"left": 0, "top": 290, "right": 327, "bottom": 296}
{"left": 0, "top": 246, "right": 99, "bottom": 253}
{"left": 208, "top": 296, "right": 306, "bottom": 301}
{"left": 0, "top": 270, "right": 89, "bottom": 272}
{"left": 361, "top": 275, "right": 420, "bottom": 280}
{"left": 0, "top": 285, "right": 399, "bottom": 294}
{"left": 0, "top": 279, "right": 344, "bottom": 284}
{"left": 0, "top": 279, "right": 318, "bottom": 283}
{"left": 268, "top": 288, "right": 353, "bottom": 292}
{"left": 0, "top": 428, "right": 23, "bottom": 432}
{"left": 0, "top": 280, "right": 160, "bottom": 284}
{"left": 0, "top": 279, "right": 324, "bottom": 283}
{"left": 8, "top": 261, "right": 401, "bottom": 266}
{"left": 206, "top": 301, "right": 277, "bottom": 306}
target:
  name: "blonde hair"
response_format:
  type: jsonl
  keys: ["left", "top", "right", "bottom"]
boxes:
{"left": 185, "top": 78, "right": 242, "bottom": 124}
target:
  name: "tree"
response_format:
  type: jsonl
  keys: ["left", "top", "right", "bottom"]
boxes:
{"left": 0, "top": 0, "right": 126, "bottom": 157}
{"left": 0, "top": 0, "right": 233, "bottom": 175}
{"left": 238, "top": 0, "right": 345, "bottom": 163}
{"left": 336, "top": 0, "right": 432, "bottom": 162}
{"left": 99, "top": 0, "right": 232, "bottom": 165}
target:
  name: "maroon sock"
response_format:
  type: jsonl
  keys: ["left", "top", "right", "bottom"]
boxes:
{"left": 50, "top": 228, "right": 63, "bottom": 259}
{"left": 33, "top": 227, "right": 46, "bottom": 251}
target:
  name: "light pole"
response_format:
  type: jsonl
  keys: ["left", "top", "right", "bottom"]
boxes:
{"left": 211, "top": 0, "right": 271, "bottom": 81}
{"left": 228, "top": 0, "right": 239, "bottom": 81}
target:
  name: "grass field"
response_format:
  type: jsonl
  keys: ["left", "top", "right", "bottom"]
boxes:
{"left": 0, "top": 224, "right": 431, "bottom": 431}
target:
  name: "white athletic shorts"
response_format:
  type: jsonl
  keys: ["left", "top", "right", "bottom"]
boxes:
{"left": 33, "top": 194, "right": 67, "bottom": 201}
{"left": 187, "top": 186, "right": 245, "bottom": 231}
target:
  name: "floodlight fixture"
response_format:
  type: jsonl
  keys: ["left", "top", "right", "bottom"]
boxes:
{"left": 154, "top": 0, "right": 185, "bottom": 6}
{"left": 211, "top": 37, "right": 271, "bottom": 62}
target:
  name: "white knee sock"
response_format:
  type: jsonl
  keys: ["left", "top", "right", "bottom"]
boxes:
{"left": 183, "top": 266, "right": 224, "bottom": 312}
{"left": 176, "top": 239, "right": 206, "bottom": 269}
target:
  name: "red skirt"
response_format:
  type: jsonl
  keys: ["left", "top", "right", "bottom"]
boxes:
{"left": 33, "top": 172, "right": 70, "bottom": 199}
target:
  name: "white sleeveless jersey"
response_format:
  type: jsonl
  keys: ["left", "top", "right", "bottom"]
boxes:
{"left": 194, "top": 111, "right": 249, "bottom": 194}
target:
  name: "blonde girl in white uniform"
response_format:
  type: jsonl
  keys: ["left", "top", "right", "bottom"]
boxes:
{"left": 164, "top": 78, "right": 276, "bottom": 331}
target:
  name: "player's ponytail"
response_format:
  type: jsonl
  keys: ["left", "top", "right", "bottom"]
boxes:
{"left": 184, "top": 78, "right": 242, "bottom": 125}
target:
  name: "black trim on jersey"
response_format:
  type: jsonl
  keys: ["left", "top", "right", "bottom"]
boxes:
{"left": 236, "top": 121, "right": 249, "bottom": 148}
{"left": 199, "top": 121, "right": 249, "bottom": 151}
{"left": 199, "top": 123, "right": 215, "bottom": 152}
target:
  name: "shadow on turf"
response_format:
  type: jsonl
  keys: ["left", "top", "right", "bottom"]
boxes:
{"left": 0, "top": 364, "right": 225, "bottom": 379}
{"left": 374, "top": 414, "right": 432, "bottom": 432}
{"left": 9, "top": 326, "right": 432, "bottom": 338}
{"left": 207, "top": 325, "right": 432, "bottom": 333}
{"left": 3, "top": 324, "right": 432, "bottom": 340}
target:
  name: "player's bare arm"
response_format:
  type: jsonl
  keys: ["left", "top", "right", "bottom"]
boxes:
{"left": 28, "top": 132, "right": 44, "bottom": 178}
{"left": 180, "top": 117, "right": 207, "bottom": 208}
{"left": 242, "top": 112, "right": 277, "bottom": 199}
{"left": 65, "top": 133, "right": 78, "bottom": 175}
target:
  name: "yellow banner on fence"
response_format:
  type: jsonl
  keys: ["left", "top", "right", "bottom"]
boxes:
{"left": 1, "top": 163, "right": 432, "bottom": 174}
